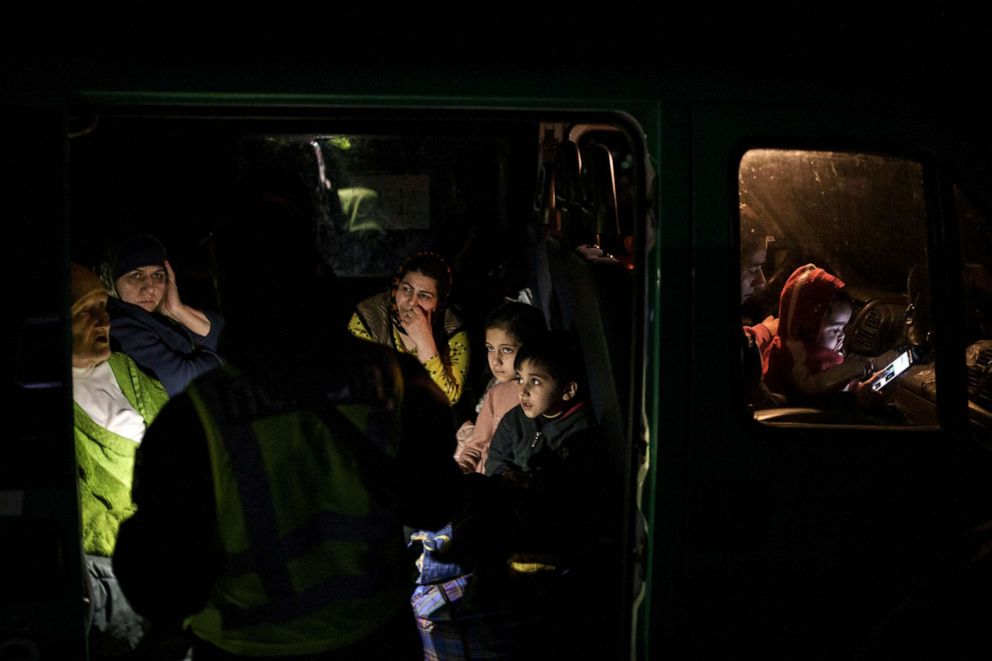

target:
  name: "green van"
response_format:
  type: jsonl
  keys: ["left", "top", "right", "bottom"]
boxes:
{"left": 3, "top": 42, "right": 991, "bottom": 658}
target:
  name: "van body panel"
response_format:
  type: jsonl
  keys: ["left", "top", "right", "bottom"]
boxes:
{"left": 1, "top": 55, "right": 989, "bottom": 657}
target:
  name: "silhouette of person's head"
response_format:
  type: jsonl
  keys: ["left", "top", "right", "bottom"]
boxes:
{"left": 213, "top": 168, "right": 347, "bottom": 359}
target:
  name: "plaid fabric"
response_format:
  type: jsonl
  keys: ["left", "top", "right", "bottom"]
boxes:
{"left": 414, "top": 601, "right": 559, "bottom": 661}
{"left": 411, "top": 571, "right": 575, "bottom": 660}
{"left": 411, "top": 576, "right": 472, "bottom": 619}
{"left": 408, "top": 530, "right": 575, "bottom": 659}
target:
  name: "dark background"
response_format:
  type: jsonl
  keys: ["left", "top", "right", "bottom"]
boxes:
{"left": 3, "top": 8, "right": 990, "bottom": 128}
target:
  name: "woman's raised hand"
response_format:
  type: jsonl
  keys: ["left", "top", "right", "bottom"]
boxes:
{"left": 159, "top": 260, "right": 183, "bottom": 318}
{"left": 401, "top": 304, "right": 439, "bottom": 362}
{"left": 159, "top": 260, "right": 212, "bottom": 337}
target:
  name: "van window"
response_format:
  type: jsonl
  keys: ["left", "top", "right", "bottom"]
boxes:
{"left": 739, "top": 149, "right": 934, "bottom": 426}
{"left": 238, "top": 133, "right": 513, "bottom": 281}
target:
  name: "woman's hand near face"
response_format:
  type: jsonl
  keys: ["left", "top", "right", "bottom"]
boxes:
{"left": 401, "top": 304, "right": 439, "bottom": 362}
{"left": 158, "top": 260, "right": 212, "bottom": 337}
{"left": 158, "top": 260, "right": 183, "bottom": 318}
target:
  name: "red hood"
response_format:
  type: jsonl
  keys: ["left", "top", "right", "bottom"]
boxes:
{"left": 776, "top": 264, "right": 846, "bottom": 346}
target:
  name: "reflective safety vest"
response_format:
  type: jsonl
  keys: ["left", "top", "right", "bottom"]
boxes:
{"left": 185, "top": 360, "right": 409, "bottom": 656}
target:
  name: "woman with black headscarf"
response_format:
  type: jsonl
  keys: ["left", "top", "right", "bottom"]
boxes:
{"left": 105, "top": 234, "right": 224, "bottom": 396}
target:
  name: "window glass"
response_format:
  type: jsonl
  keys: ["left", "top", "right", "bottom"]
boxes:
{"left": 739, "top": 149, "right": 934, "bottom": 425}
{"left": 238, "top": 134, "right": 511, "bottom": 279}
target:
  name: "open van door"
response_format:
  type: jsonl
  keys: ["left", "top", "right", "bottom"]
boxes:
{"left": 63, "top": 102, "right": 652, "bottom": 658}
{"left": 1, "top": 107, "right": 87, "bottom": 659}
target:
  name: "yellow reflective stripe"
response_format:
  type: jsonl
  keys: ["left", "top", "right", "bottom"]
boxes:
{"left": 508, "top": 561, "right": 558, "bottom": 574}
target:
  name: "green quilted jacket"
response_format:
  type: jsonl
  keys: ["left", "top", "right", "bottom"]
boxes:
{"left": 75, "top": 352, "right": 169, "bottom": 556}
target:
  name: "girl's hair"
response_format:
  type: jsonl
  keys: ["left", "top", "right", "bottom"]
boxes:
{"left": 484, "top": 301, "right": 547, "bottom": 347}
{"left": 514, "top": 330, "right": 585, "bottom": 395}
{"left": 394, "top": 252, "right": 452, "bottom": 304}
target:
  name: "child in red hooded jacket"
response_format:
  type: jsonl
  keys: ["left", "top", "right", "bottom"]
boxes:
{"left": 762, "top": 264, "right": 876, "bottom": 405}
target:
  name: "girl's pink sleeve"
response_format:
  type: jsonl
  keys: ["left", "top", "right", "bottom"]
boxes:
{"left": 454, "top": 389, "right": 498, "bottom": 473}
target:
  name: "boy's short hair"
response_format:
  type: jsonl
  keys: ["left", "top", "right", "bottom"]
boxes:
{"left": 485, "top": 301, "right": 547, "bottom": 347}
{"left": 514, "top": 330, "right": 584, "bottom": 391}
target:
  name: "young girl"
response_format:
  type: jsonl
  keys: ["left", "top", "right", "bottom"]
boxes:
{"left": 762, "top": 263, "right": 890, "bottom": 405}
{"left": 453, "top": 301, "right": 546, "bottom": 474}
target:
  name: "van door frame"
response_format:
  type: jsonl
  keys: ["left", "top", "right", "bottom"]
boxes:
{"left": 67, "top": 95, "right": 657, "bottom": 657}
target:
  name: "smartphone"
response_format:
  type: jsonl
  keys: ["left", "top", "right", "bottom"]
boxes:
{"left": 871, "top": 349, "right": 913, "bottom": 392}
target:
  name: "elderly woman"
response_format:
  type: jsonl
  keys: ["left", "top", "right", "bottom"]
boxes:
{"left": 348, "top": 252, "right": 469, "bottom": 405}
{"left": 106, "top": 234, "right": 223, "bottom": 396}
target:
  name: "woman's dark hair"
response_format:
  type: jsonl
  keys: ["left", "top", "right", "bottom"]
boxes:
{"left": 213, "top": 168, "right": 351, "bottom": 341}
{"left": 394, "top": 252, "right": 452, "bottom": 304}
{"left": 391, "top": 251, "right": 456, "bottom": 357}
{"left": 484, "top": 301, "right": 547, "bottom": 348}
{"left": 514, "top": 330, "right": 584, "bottom": 395}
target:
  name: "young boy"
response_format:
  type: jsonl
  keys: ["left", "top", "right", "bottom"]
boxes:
{"left": 483, "top": 331, "right": 613, "bottom": 579}
{"left": 762, "top": 263, "right": 875, "bottom": 404}
{"left": 482, "top": 331, "right": 610, "bottom": 655}
{"left": 484, "top": 332, "right": 598, "bottom": 486}
{"left": 412, "top": 333, "right": 615, "bottom": 658}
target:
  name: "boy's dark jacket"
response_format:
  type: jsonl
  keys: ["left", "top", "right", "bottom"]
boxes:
{"left": 485, "top": 401, "right": 596, "bottom": 479}
{"left": 413, "top": 402, "right": 620, "bottom": 612}
{"left": 480, "top": 402, "right": 609, "bottom": 568}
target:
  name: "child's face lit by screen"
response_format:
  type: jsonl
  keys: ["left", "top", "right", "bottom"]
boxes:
{"left": 815, "top": 300, "right": 852, "bottom": 354}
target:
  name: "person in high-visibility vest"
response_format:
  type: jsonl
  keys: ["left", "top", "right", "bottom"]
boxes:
{"left": 114, "top": 170, "right": 462, "bottom": 659}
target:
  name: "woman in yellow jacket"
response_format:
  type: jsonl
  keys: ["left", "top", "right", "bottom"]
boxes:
{"left": 348, "top": 252, "right": 470, "bottom": 406}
